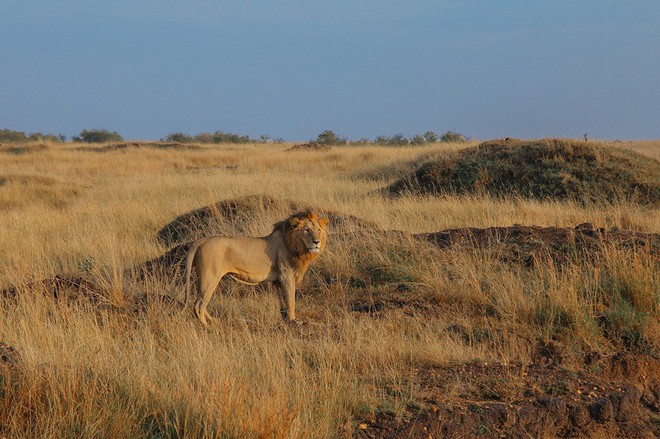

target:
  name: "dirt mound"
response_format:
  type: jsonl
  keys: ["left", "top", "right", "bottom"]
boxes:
{"left": 387, "top": 138, "right": 660, "bottom": 205}
{"left": 156, "top": 195, "right": 308, "bottom": 246}
{"left": 75, "top": 142, "right": 201, "bottom": 152}
{"left": 358, "top": 354, "right": 660, "bottom": 438}
{"left": 417, "top": 223, "right": 659, "bottom": 266}
{"left": 285, "top": 142, "right": 331, "bottom": 152}
{"left": 156, "top": 194, "right": 377, "bottom": 246}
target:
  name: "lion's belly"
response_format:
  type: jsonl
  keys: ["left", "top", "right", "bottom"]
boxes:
{"left": 229, "top": 269, "right": 274, "bottom": 284}
{"left": 223, "top": 238, "right": 278, "bottom": 283}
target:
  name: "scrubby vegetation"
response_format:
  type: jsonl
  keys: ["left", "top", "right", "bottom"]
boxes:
{"left": 314, "top": 129, "right": 468, "bottom": 146}
{"left": 162, "top": 131, "right": 253, "bottom": 144}
{"left": 0, "top": 128, "right": 65, "bottom": 143}
{"left": 388, "top": 138, "right": 660, "bottom": 206}
{"left": 1, "top": 139, "right": 659, "bottom": 437}
{"left": 72, "top": 129, "right": 124, "bottom": 143}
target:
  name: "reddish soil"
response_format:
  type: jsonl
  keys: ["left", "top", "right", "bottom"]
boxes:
{"left": 356, "top": 354, "right": 660, "bottom": 438}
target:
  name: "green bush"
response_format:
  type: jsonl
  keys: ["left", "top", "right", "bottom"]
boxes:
{"left": 163, "top": 133, "right": 194, "bottom": 143}
{"left": 73, "top": 129, "right": 123, "bottom": 143}
{"left": 374, "top": 134, "right": 409, "bottom": 146}
{"left": 0, "top": 129, "right": 28, "bottom": 143}
{"left": 162, "top": 131, "right": 253, "bottom": 144}
{"left": 410, "top": 135, "right": 426, "bottom": 145}
{"left": 0, "top": 129, "right": 65, "bottom": 143}
{"left": 440, "top": 130, "right": 468, "bottom": 142}
{"left": 209, "top": 131, "right": 251, "bottom": 144}
{"left": 27, "top": 133, "right": 66, "bottom": 142}
{"left": 315, "top": 130, "right": 346, "bottom": 146}
{"left": 423, "top": 131, "right": 439, "bottom": 143}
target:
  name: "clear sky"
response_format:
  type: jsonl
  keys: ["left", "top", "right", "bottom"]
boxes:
{"left": 2, "top": 1, "right": 659, "bottom": 141}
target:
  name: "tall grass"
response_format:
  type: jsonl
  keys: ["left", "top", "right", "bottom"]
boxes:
{"left": 1, "top": 141, "right": 658, "bottom": 437}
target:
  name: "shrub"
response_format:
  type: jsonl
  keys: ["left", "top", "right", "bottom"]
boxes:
{"left": 374, "top": 134, "right": 409, "bottom": 146}
{"left": 27, "top": 133, "right": 66, "bottom": 142}
{"left": 73, "top": 129, "right": 124, "bottom": 143}
{"left": 163, "top": 133, "right": 194, "bottom": 143}
{"left": 193, "top": 133, "right": 214, "bottom": 143}
{"left": 210, "top": 131, "right": 251, "bottom": 144}
{"left": 440, "top": 130, "right": 468, "bottom": 143}
{"left": 1, "top": 129, "right": 66, "bottom": 143}
{"left": 163, "top": 131, "right": 253, "bottom": 144}
{"left": 350, "top": 138, "right": 371, "bottom": 145}
{"left": 388, "top": 133, "right": 409, "bottom": 146}
{"left": 315, "top": 130, "right": 347, "bottom": 146}
{"left": 423, "top": 131, "right": 439, "bottom": 143}
{"left": 0, "top": 129, "right": 28, "bottom": 143}
{"left": 410, "top": 135, "right": 426, "bottom": 145}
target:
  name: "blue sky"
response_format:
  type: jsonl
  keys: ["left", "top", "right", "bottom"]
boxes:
{"left": 2, "top": 1, "right": 659, "bottom": 141}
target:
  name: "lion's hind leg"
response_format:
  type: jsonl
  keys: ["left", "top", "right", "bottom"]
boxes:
{"left": 193, "top": 275, "right": 222, "bottom": 327}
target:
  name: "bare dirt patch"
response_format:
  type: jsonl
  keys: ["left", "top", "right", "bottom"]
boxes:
{"left": 357, "top": 354, "right": 660, "bottom": 438}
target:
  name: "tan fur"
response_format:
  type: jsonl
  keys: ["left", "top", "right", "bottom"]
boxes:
{"left": 184, "top": 212, "right": 328, "bottom": 326}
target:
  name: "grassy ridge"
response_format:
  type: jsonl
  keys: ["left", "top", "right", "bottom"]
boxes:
{"left": 388, "top": 138, "right": 660, "bottom": 205}
{"left": 1, "top": 140, "right": 659, "bottom": 437}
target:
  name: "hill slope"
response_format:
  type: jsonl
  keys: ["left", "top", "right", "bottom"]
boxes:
{"left": 387, "top": 138, "right": 660, "bottom": 205}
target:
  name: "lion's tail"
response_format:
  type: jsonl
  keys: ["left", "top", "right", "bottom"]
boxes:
{"left": 183, "top": 239, "right": 204, "bottom": 311}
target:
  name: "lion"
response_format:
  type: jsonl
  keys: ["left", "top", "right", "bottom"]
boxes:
{"left": 184, "top": 211, "right": 329, "bottom": 326}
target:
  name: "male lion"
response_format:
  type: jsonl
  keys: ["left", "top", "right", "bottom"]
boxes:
{"left": 184, "top": 211, "right": 328, "bottom": 326}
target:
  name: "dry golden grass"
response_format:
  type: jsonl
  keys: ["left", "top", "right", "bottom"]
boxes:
{"left": 1, "top": 140, "right": 659, "bottom": 437}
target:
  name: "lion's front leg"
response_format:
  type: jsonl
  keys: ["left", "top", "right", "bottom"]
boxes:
{"left": 276, "top": 273, "right": 296, "bottom": 323}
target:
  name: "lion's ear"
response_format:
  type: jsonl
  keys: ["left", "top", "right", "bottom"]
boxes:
{"left": 288, "top": 217, "right": 302, "bottom": 228}
{"left": 318, "top": 217, "right": 329, "bottom": 228}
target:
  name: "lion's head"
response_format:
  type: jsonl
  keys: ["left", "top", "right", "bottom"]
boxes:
{"left": 277, "top": 211, "right": 329, "bottom": 258}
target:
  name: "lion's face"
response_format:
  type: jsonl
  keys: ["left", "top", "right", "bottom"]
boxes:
{"left": 289, "top": 214, "right": 328, "bottom": 254}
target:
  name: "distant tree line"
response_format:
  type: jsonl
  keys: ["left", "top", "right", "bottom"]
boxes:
{"left": 162, "top": 131, "right": 254, "bottom": 144}
{"left": 0, "top": 129, "right": 66, "bottom": 143}
{"left": 1, "top": 127, "right": 469, "bottom": 145}
{"left": 0, "top": 128, "right": 123, "bottom": 143}
{"left": 313, "top": 129, "right": 469, "bottom": 146}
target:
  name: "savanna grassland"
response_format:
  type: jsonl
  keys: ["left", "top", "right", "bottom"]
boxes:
{"left": 1, "top": 139, "right": 659, "bottom": 438}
